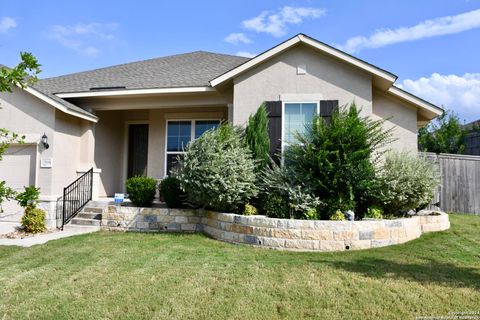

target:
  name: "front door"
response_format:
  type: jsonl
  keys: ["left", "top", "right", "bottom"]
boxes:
{"left": 127, "top": 124, "right": 149, "bottom": 178}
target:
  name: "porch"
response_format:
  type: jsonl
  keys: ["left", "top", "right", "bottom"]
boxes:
{"left": 92, "top": 106, "right": 229, "bottom": 197}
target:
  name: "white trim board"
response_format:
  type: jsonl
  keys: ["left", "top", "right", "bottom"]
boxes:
{"left": 55, "top": 86, "right": 216, "bottom": 98}
{"left": 23, "top": 86, "right": 98, "bottom": 123}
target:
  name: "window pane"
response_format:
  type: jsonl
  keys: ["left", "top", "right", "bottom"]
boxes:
{"left": 166, "top": 153, "right": 184, "bottom": 175}
{"left": 284, "top": 103, "right": 317, "bottom": 145}
{"left": 195, "top": 120, "right": 220, "bottom": 138}
{"left": 167, "top": 121, "right": 191, "bottom": 152}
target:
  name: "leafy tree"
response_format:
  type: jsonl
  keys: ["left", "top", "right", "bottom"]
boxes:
{"left": 284, "top": 102, "right": 393, "bottom": 218}
{"left": 0, "top": 52, "right": 41, "bottom": 92}
{"left": 244, "top": 103, "right": 270, "bottom": 171}
{"left": 0, "top": 52, "right": 41, "bottom": 212}
{"left": 418, "top": 111, "right": 467, "bottom": 154}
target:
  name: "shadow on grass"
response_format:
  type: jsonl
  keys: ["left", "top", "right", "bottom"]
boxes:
{"left": 316, "top": 257, "right": 480, "bottom": 289}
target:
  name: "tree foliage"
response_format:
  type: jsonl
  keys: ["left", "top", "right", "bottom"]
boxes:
{"left": 245, "top": 103, "right": 270, "bottom": 171}
{"left": 0, "top": 52, "right": 41, "bottom": 92}
{"left": 418, "top": 111, "right": 467, "bottom": 154}
{"left": 284, "top": 102, "right": 393, "bottom": 218}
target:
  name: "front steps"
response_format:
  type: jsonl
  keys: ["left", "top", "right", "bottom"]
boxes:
{"left": 70, "top": 205, "right": 105, "bottom": 227}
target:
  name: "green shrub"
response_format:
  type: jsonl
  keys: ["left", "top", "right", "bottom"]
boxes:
{"left": 159, "top": 176, "right": 185, "bottom": 208}
{"left": 125, "top": 176, "right": 157, "bottom": 207}
{"left": 284, "top": 102, "right": 392, "bottom": 218}
{"left": 365, "top": 206, "right": 384, "bottom": 219}
{"left": 262, "top": 193, "right": 290, "bottom": 219}
{"left": 376, "top": 152, "right": 440, "bottom": 216}
{"left": 245, "top": 103, "right": 270, "bottom": 171}
{"left": 259, "top": 163, "right": 321, "bottom": 219}
{"left": 298, "top": 208, "right": 319, "bottom": 220}
{"left": 243, "top": 203, "right": 258, "bottom": 216}
{"left": 21, "top": 207, "right": 45, "bottom": 233}
{"left": 176, "top": 123, "right": 257, "bottom": 212}
{"left": 15, "top": 185, "right": 40, "bottom": 208}
{"left": 330, "top": 210, "right": 346, "bottom": 221}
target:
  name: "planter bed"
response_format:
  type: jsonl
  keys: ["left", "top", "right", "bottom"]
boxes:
{"left": 102, "top": 205, "right": 450, "bottom": 252}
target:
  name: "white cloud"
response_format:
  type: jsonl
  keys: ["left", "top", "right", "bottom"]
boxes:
{"left": 236, "top": 51, "right": 256, "bottom": 58}
{"left": 338, "top": 9, "right": 480, "bottom": 53}
{"left": 0, "top": 17, "right": 16, "bottom": 33}
{"left": 243, "top": 6, "right": 325, "bottom": 37}
{"left": 225, "top": 33, "right": 252, "bottom": 45}
{"left": 48, "top": 22, "right": 119, "bottom": 57}
{"left": 399, "top": 73, "right": 480, "bottom": 122}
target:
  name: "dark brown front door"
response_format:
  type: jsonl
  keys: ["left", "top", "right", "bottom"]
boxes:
{"left": 127, "top": 124, "right": 149, "bottom": 178}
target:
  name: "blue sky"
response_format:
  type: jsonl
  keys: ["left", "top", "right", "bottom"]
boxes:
{"left": 1, "top": 0, "right": 479, "bottom": 122}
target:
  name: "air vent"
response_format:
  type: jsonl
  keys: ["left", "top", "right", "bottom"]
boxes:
{"left": 89, "top": 86, "right": 126, "bottom": 91}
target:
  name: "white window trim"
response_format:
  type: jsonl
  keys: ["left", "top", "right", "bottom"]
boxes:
{"left": 164, "top": 119, "right": 220, "bottom": 176}
{"left": 281, "top": 101, "right": 320, "bottom": 157}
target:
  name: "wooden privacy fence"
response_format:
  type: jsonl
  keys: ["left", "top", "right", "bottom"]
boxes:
{"left": 422, "top": 152, "right": 480, "bottom": 214}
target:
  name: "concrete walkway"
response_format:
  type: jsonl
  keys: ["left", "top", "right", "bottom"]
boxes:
{"left": 0, "top": 224, "right": 99, "bottom": 247}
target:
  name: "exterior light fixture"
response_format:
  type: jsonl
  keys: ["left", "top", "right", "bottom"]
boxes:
{"left": 41, "top": 133, "right": 49, "bottom": 149}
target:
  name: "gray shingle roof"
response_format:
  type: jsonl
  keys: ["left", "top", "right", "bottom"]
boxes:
{"left": 29, "top": 51, "right": 249, "bottom": 121}
{"left": 35, "top": 51, "right": 249, "bottom": 94}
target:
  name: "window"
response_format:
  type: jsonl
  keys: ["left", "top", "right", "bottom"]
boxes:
{"left": 165, "top": 120, "right": 220, "bottom": 175}
{"left": 283, "top": 102, "right": 318, "bottom": 148}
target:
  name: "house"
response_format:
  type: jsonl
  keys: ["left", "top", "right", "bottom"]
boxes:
{"left": 0, "top": 33, "right": 443, "bottom": 227}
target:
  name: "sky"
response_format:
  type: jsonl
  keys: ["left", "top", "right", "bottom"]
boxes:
{"left": 1, "top": 0, "right": 479, "bottom": 122}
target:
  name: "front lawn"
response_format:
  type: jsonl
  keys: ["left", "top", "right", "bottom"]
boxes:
{"left": 0, "top": 214, "right": 479, "bottom": 319}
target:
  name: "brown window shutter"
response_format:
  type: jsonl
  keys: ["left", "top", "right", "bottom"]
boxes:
{"left": 265, "top": 101, "right": 282, "bottom": 164}
{"left": 319, "top": 100, "right": 338, "bottom": 126}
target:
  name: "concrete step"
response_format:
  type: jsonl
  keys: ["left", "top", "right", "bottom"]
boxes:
{"left": 77, "top": 212, "right": 101, "bottom": 220}
{"left": 71, "top": 218, "right": 101, "bottom": 227}
{"left": 82, "top": 207, "right": 104, "bottom": 214}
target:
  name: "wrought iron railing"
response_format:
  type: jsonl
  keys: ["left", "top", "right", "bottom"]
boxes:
{"left": 59, "top": 168, "right": 93, "bottom": 229}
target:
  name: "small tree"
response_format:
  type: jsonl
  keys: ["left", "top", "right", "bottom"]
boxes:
{"left": 0, "top": 52, "right": 41, "bottom": 212}
{"left": 245, "top": 103, "right": 270, "bottom": 171}
{"left": 418, "top": 110, "right": 467, "bottom": 154}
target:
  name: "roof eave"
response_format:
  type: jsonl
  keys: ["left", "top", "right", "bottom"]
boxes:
{"left": 55, "top": 86, "right": 216, "bottom": 99}
{"left": 387, "top": 86, "right": 444, "bottom": 119}
{"left": 23, "top": 86, "right": 98, "bottom": 123}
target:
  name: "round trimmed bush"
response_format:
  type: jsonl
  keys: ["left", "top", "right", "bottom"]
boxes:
{"left": 125, "top": 176, "right": 157, "bottom": 207}
{"left": 21, "top": 207, "right": 45, "bottom": 233}
{"left": 159, "top": 176, "right": 185, "bottom": 208}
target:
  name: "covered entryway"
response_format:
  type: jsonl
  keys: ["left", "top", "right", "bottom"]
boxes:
{"left": 0, "top": 145, "right": 37, "bottom": 222}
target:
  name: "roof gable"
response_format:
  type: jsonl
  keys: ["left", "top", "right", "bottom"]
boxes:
{"left": 210, "top": 34, "right": 397, "bottom": 89}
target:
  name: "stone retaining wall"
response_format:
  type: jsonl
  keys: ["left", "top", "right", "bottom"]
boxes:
{"left": 102, "top": 205, "right": 450, "bottom": 252}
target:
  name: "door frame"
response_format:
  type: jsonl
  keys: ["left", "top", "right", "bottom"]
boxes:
{"left": 122, "top": 120, "right": 150, "bottom": 192}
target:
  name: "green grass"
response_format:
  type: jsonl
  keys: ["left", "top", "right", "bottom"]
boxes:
{"left": 0, "top": 214, "right": 479, "bottom": 320}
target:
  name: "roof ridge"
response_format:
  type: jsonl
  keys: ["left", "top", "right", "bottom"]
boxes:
{"left": 39, "top": 50, "right": 248, "bottom": 82}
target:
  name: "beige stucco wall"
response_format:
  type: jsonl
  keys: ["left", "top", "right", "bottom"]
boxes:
{"left": 232, "top": 44, "right": 373, "bottom": 126}
{"left": 372, "top": 90, "right": 418, "bottom": 153}
{"left": 0, "top": 88, "right": 56, "bottom": 195}
{"left": 94, "top": 107, "right": 227, "bottom": 197}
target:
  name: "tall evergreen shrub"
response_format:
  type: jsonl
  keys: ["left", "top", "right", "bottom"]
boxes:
{"left": 284, "top": 102, "right": 393, "bottom": 218}
{"left": 245, "top": 103, "right": 270, "bottom": 171}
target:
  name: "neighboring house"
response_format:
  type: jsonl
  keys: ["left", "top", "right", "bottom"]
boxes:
{"left": 0, "top": 33, "right": 443, "bottom": 227}
{"left": 464, "top": 120, "right": 480, "bottom": 155}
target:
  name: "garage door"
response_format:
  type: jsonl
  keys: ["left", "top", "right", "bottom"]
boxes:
{"left": 0, "top": 145, "right": 36, "bottom": 222}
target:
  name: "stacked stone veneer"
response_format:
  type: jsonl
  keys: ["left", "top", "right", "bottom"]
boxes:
{"left": 102, "top": 206, "right": 450, "bottom": 252}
